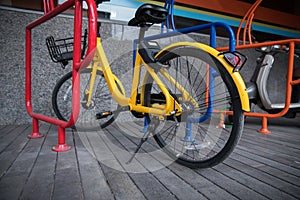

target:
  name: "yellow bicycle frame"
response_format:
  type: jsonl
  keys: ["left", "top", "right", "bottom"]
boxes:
{"left": 83, "top": 37, "right": 185, "bottom": 117}
{"left": 83, "top": 38, "right": 250, "bottom": 119}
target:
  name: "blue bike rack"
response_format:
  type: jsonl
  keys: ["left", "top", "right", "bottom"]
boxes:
{"left": 137, "top": 0, "right": 236, "bottom": 137}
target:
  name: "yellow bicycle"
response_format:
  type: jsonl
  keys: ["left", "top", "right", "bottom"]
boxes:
{"left": 49, "top": 3, "right": 249, "bottom": 168}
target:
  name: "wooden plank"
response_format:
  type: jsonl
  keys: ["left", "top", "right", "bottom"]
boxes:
{"left": 0, "top": 125, "right": 29, "bottom": 153}
{"left": 214, "top": 162, "right": 297, "bottom": 200}
{"left": 119, "top": 120, "right": 145, "bottom": 134}
{"left": 265, "top": 125, "right": 300, "bottom": 138}
{"left": 20, "top": 125, "right": 57, "bottom": 200}
{"left": 73, "top": 131, "right": 114, "bottom": 200}
{"left": 117, "top": 120, "right": 299, "bottom": 199}
{"left": 0, "top": 125, "right": 32, "bottom": 179}
{"left": 0, "top": 125, "right": 49, "bottom": 199}
{"left": 244, "top": 118, "right": 300, "bottom": 138}
{"left": 128, "top": 172, "right": 177, "bottom": 200}
{"left": 105, "top": 124, "right": 203, "bottom": 199}
{"left": 244, "top": 119, "right": 300, "bottom": 140}
{"left": 152, "top": 168, "right": 207, "bottom": 200}
{"left": 168, "top": 162, "right": 238, "bottom": 200}
{"left": 256, "top": 165, "right": 300, "bottom": 187}
{"left": 238, "top": 138, "right": 300, "bottom": 169}
{"left": 240, "top": 134, "right": 300, "bottom": 159}
{"left": 100, "top": 164, "right": 146, "bottom": 200}
{"left": 104, "top": 124, "right": 164, "bottom": 173}
{"left": 224, "top": 156, "right": 300, "bottom": 199}
{"left": 51, "top": 129, "right": 84, "bottom": 200}
{"left": 0, "top": 117, "right": 299, "bottom": 200}
{"left": 234, "top": 146, "right": 300, "bottom": 177}
{"left": 115, "top": 121, "right": 162, "bottom": 150}
{"left": 106, "top": 123, "right": 207, "bottom": 200}
{"left": 229, "top": 151, "right": 300, "bottom": 187}
{"left": 0, "top": 125, "right": 18, "bottom": 138}
{"left": 196, "top": 167, "right": 269, "bottom": 200}
{"left": 242, "top": 129, "right": 300, "bottom": 150}
{"left": 77, "top": 127, "right": 146, "bottom": 200}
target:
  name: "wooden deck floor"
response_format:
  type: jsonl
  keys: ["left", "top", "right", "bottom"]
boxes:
{"left": 0, "top": 117, "right": 299, "bottom": 200}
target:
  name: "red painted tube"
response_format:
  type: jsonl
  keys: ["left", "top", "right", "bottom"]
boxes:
{"left": 26, "top": 0, "right": 97, "bottom": 128}
{"left": 26, "top": 0, "right": 98, "bottom": 150}
{"left": 25, "top": 0, "right": 76, "bottom": 129}
{"left": 52, "top": 126, "right": 71, "bottom": 152}
{"left": 77, "top": 0, "right": 97, "bottom": 71}
{"left": 43, "top": 0, "right": 55, "bottom": 14}
{"left": 27, "top": 0, "right": 75, "bottom": 30}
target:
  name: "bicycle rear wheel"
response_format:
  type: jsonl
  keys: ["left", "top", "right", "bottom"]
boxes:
{"left": 143, "top": 46, "right": 244, "bottom": 168}
{"left": 52, "top": 69, "right": 118, "bottom": 130}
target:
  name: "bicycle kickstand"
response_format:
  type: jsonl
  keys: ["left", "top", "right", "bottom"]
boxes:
{"left": 126, "top": 118, "right": 159, "bottom": 164}
{"left": 126, "top": 129, "right": 151, "bottom": 164}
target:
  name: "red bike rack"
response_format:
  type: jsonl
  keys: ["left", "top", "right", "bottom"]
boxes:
{"left": 25, "top": 0, "right": 97, "bottom": 151}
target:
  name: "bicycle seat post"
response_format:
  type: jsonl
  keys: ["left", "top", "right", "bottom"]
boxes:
{"left": 138, "top": 25, "right": 149, "bottom": 44}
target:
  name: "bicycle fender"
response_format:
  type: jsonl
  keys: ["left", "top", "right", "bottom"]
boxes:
{"left": 156, "top": 42, "right": 250, "bottom": 112}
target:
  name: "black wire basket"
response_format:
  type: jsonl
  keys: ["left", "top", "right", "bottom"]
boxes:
{"left": 46, "top": 29, "right": 87, "bottom": 68}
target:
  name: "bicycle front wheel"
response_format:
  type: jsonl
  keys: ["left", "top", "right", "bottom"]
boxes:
{"left": 52, "top": 69, "right": 118, "bottom": 130}
{"left": 143, "top": 46, "right": 244, "bottom": 168}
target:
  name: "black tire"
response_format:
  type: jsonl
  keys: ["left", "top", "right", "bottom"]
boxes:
{"left": 52, "top": 69, "right": 119, "bottom": 130}
{"left": 143, "top": 46, "right": 244, "bottom": 168}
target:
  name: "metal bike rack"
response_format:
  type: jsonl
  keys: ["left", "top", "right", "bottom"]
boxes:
{"left": 218, "top": 0, "right": 300, "bottom": 134}
{"left": 235, "top": 40, "right": 300, "bottom": 134}
{"left": 25, "top": 0, "right": 97, "bottom": 151}
{"left": 27, "top": 0, "right": 239, "bottom": 152}
{"left": 235, "top": 0, "right": 300, "bottom": 134}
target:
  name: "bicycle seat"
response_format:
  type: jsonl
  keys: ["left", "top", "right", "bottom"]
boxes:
{"left": 128, "top": 4, "right": 168, "bottom": 26}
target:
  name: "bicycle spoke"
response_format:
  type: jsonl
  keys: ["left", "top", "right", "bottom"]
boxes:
{"left": 144, "top": 46, "right": 244, "bottom": 168}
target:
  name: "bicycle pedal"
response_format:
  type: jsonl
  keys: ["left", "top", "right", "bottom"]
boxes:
{"left": 96, "top": 111, "right": 112, "bottom": 119}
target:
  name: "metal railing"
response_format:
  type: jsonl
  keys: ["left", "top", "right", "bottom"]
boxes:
{"left": 25, "top": 0, "right": 97, "bottom": 151}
